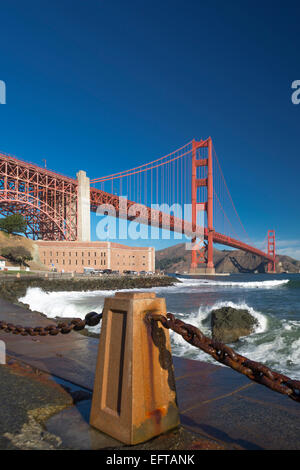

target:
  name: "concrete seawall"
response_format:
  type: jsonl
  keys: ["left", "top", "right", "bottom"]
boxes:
{"left": 0, "top": 296, "right": 300, "bottom": 450}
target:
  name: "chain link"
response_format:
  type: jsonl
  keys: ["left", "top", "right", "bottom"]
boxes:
{"left": 2, "top": 308, "right": 300, "bottom": 403}
{"left": 0, "top": 311, "right": 102, "bottom": 337}
{"left": 148, "top": 312, "right": 300, "bottom": 403}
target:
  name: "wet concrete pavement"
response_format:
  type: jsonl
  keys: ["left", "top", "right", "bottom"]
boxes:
{"left": 0, "top": 360, "right": 73, "bottom": 449}
{"left": 1, "top": 299, "right": 300, "bottom": 450}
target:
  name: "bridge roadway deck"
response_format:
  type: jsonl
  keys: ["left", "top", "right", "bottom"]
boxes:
{"left": 0, "top": 298, "right": 299, "bottom": 450}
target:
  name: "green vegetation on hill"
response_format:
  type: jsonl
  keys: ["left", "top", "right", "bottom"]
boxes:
{"left": 0, "top": 214, "right": 27, "bottom": 235}
{"left": 1, "top": 246, "right": 32, "bottom": 267}
{"left": 156, "top": 256, "right": 185, "bottom": 271}
{"left": 0, "top": 231, "right": 46, "bottom": 271}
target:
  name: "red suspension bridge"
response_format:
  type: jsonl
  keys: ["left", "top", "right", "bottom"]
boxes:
{"left": 0, "top": 138, "right": 276, "bottom": 273}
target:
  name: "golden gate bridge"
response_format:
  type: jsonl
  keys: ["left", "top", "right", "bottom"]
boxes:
{"left": 0, "top": 137, "right": 276, "bottom": 273}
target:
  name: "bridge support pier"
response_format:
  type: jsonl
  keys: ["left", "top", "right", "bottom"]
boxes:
{"left": 267, "top": 230, "right": 276, "bottom": 273}
{"left": 77, "top": 170, "right": 91, "bottom": 242}
{"left": 190, "top": 137, "right": 215, "bottom": 275}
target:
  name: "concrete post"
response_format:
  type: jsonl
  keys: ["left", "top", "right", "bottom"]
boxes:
{"left": 90, "top": 291, "right": 179, "bottom": 445}
{"left": 77, "top": 170, "right": 91, "bottom": 242}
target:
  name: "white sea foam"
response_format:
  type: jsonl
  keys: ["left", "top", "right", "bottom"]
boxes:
{"left": 237, "top": 328, "right": 300, "bottom": 379}
{"left": 18, "top": 287, "right": 115, "bottom": 334}
{"left": 19, "top": 278, "right": 289, "bottom": 319}
{"left": 169, "top": 300, "right": 268, "bottom": 354}
{"left": 175, "top": 278, "right": 289, "bottom": 289}
{"left": 168, "top": 299, "right": 300, "bottom": 379}
{"left": 18, "top": 281, "right": 300, "bottom": 379}
{"left": 19, "top": 287, "right": 111, "bottom": 319}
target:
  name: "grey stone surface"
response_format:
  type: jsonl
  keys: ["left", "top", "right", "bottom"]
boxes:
{"left": 1, "top": 298, "right": 300, "bottom": 450}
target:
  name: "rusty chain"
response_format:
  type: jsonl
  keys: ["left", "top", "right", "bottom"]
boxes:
{"left": 2, "top": 307, "right": 300, "bottom": 403}
{"left": 148, "top": 312, "right": 300, "bottom": 403}
{"left": 0, "top": 311, "right": 102, "bottom": 337}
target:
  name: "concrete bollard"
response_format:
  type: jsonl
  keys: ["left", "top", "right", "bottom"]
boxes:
{"left": 90, "top": 291, "right": 180, "bottom": 445}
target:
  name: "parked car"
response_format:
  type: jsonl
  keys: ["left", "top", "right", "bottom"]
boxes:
{"left": 123, "top": 270, "right": 138, "bottom": 275}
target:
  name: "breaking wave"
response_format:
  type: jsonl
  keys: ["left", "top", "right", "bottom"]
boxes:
{"left": 18, "top": 276, "right": 300, "bottom": 379}
{"left": 169, "top": 299, "right": 300, "bottom": 380}
{"left": 173, "top": 278, "right": 290, "bottom": 289}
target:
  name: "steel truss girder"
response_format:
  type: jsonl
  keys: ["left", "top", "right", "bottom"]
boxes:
{"left": 0, "top": 153, "right": 78, "bottom": 240}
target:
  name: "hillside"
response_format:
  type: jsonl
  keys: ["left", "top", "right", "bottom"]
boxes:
{"left": 0, "top": 232, "right": 47, "bottom": 271}
{"left": 156, "top": 243, "right": 300, "bottom": 274}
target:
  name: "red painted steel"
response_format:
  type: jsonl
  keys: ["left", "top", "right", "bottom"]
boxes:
{"left": 267, "top": 230, "right": 276, "bottom": 272}
{"left": 191, "top": 139, "right": 198, "bottom": 270}
{"left": 90, "top": 186, "right": 275, "bottom": 263}
{"left": 0, "top": 140, "right": 276, "bottom": 270}
{"left": 207, "top": 137, "right": 214, "bottom": 271}
{"left": 0, "top": 152, "right": 78, "bottom": 240}
{"left": 190, "top": 138, "right": 214, "bottom": 271}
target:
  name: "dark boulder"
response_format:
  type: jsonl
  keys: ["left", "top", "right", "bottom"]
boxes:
{"left": 211, "top": 306, "right": 258, "bottom": 343}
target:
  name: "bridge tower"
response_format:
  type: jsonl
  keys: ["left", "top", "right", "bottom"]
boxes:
{"left": 76, "top": 170, "right": 91, "bottom": 242}
{"left": 267, "top": 230, "right": 276, "bottom": 273}
{"left": 190, "top": 137, "right": 215, "bottom": 274}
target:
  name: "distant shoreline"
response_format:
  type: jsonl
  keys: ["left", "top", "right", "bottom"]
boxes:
{"left": 0, "top": 275, "right": 180, "bottom": 307}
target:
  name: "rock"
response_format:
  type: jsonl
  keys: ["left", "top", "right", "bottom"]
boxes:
{"left": 211, "top": 306, "right": 258, "bottom": 343}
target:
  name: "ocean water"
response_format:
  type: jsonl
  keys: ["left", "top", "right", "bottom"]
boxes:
{"left": 19, "top": 273, "right": 300, "bottom": 380}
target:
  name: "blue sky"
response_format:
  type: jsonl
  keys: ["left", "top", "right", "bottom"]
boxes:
{"left": 0, "top": 0, "right": 299, "bottom": 257}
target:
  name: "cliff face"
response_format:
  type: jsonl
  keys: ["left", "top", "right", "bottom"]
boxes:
{"left": 155, "top": 243, "right": 300, "bottom": 274}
